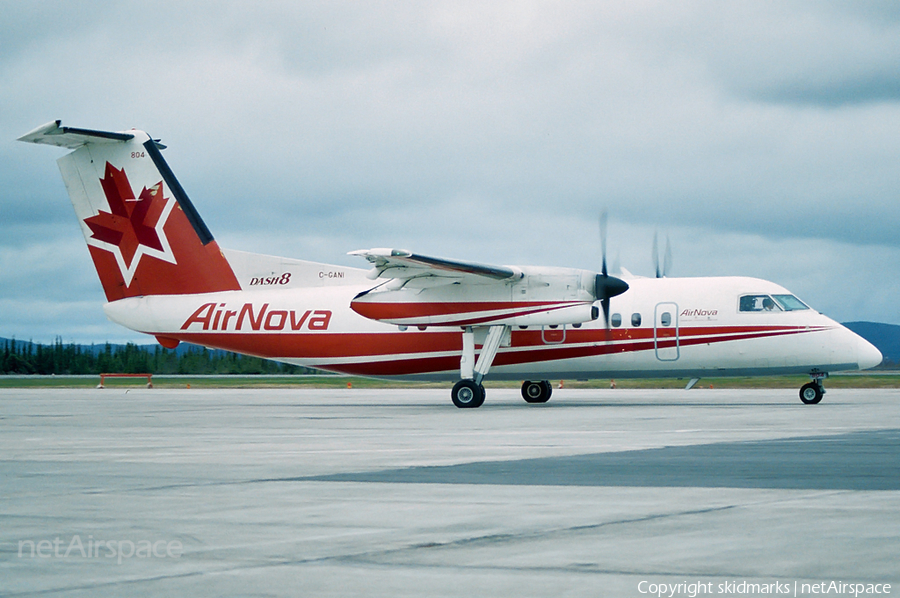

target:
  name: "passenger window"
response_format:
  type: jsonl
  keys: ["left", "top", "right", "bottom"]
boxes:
{"left": 631, "top": 313, "right": 642, "bottom": 327}
{"left": 739, "top": 295, "right": 781, "bottom": 312}
{"left": 611, "top": 313, "right": 622, "bottom": 327}
{"left": 660, "top": 312, "right": 671, "bottom": 327}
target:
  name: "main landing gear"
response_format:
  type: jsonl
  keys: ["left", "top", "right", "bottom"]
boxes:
{"left": 799, "top": 373, "right": 827, "bottom": 405}
{"left": 521, "top": 380, "right": 552, "bottom": 404}
{"left": 451, "top": 325, "right": 556, "bottom": 408}
{"left": 451, "top": 325, "right": 507, "bottom": 408}
{"left": 451, "top": 379, "right": 485, "bottom": 408}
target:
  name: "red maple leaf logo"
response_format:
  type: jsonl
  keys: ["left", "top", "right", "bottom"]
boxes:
{"left": 83, "top": 163, "right": 170, "bottom": 272}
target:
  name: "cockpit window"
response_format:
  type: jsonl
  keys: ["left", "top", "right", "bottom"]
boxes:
{"left": 740, "top": 294, "right": 810, "bottom": 312}
{"left": 772, "top": 294, "right": 809, "bottom": 311}
{"left": 739, "top": 295, "right": 782, "bottom": 312}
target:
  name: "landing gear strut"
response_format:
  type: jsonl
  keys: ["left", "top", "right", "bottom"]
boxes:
{"left": 452, "top": 325, "right": 509, "bottom": 408}
{"left": 521, "top": 380, "right": 552, "bottom": 404}
{"left": 799, "top": 373, "right": 826, "bottom": 405}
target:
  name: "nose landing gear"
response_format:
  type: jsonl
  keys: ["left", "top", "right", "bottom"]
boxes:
{"left": 799, "top": 373, "right": 827, "bottom": 404}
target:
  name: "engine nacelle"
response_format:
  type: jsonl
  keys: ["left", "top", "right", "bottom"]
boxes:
{"left": 351, "top": 297, "right": 599, "bottom": 327}
{"left": 350, "top": 267, "right": 603, "bottom": 327}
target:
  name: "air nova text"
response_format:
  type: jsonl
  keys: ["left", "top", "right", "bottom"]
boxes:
{"left": 181, "top": 303, "right": 332, "bottom": 331}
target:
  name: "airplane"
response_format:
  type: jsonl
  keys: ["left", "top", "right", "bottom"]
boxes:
{"left": 18, "top": 120, "right": 883, "bottom": 408}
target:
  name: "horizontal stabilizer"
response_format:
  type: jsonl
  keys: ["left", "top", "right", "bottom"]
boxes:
{"left": 18, "top": 120, "right": 136, "bottom": 149}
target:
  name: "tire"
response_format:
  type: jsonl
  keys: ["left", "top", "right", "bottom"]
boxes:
{"left": 521, "top": 380, "right": 552, "bottom": 404}
{"left": 539, "top": 380, "right": 553, "bottom": 402}
{"left": 799, "top": 382, "right": 823, "bottom": 405}
{"left": 452, "top": 380, "right": 485, "bottom": 408}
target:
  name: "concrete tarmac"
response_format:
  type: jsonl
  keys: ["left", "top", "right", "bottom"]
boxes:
{"left": 1, "top": 387, "right": 898, "bottom": 597}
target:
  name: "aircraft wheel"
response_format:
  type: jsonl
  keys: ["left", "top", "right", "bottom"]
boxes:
{"left": 799, "top": 382, "right": 823, "bottom": 405}
{"left": 452, "top": 380, "right": 485, "bottom": 408}
{"left": 521, "top": 380, "right": 552, "bottom": 403}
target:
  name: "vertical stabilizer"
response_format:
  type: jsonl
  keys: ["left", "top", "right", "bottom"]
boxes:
{"left": 19, "top": 121, "right": 240, "bottom": 301}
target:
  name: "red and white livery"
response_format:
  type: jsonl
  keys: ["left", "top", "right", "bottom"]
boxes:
{"left": 19, "top": 121, "right": 882, "bottom": 407}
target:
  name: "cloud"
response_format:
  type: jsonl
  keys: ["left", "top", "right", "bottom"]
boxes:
{"left": 672, "top": 1, "right": 900, "bottom": 107}
{"left": 2, "top": 1, "right": 899, "bottom": 343}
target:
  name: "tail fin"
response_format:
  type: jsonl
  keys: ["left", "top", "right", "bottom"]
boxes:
{"left": 19, "top": 121, "right": 240, "bottom": 301}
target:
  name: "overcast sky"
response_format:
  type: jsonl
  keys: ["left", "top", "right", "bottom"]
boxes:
{"left": 2, "top": 1, "right": 899, "bottom": 344}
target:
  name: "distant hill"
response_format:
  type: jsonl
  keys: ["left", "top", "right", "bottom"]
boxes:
{"left": 842, "top": 322, "right": 900, "bottom": 366}
{"left": 0, "top": 337, "right": 310, "bottom": 375}
{"left": 0, "top": 337, "right": 228, "bottom": 358}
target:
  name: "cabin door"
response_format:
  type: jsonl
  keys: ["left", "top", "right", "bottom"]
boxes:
{"left": 654, "top": 302, "right": 680, "bottom": 361}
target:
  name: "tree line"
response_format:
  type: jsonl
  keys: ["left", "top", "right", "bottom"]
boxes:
{"left": 1, "top": 338, "right": 315, "bottom": 375}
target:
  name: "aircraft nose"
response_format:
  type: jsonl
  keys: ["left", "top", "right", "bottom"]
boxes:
{"left": 857, "top": 336, "right": 883, "bottom": 371}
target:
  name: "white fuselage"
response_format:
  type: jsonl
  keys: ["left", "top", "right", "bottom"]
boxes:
{"left": 103, "top": 257, "right": 881, "bottom": 381}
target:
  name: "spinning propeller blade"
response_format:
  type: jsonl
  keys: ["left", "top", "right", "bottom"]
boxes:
{"left": 595, "top": 211, "right": 629, "bottom": 330}
{"left": 652, "top": 232, "right": 672, "bottom": 278}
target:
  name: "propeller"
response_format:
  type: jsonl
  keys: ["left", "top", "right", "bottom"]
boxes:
{"left": 594, "top": 211, "right": 629, "bottom": 328}
{"left": 652, "top": 232, "right": 672, "bottom": 278}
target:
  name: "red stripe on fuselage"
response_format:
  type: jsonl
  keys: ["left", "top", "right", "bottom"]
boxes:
{"left": 167, "top": 324, "right": 830, "bottom": 376}
{"left": 350, "top": 299, "right": 585, "bottom": 321}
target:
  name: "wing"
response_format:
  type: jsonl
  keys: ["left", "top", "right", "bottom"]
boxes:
{"left": 348, "top": 248, "right": 624, "bottom": 328}
{"left": 348, "top": 248, "right": 522, "bottom": 288}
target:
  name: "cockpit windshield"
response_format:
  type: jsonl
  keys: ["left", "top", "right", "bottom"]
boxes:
{"left": 771, "top": 294, "right": 809, "bottom": 311}
{"left": 739, "top": 294, "right": 809, "bottom": 312}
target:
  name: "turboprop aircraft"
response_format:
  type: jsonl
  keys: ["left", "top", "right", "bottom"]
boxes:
{"left": 19, "top": 121, "right": 883, "bottom": 407}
